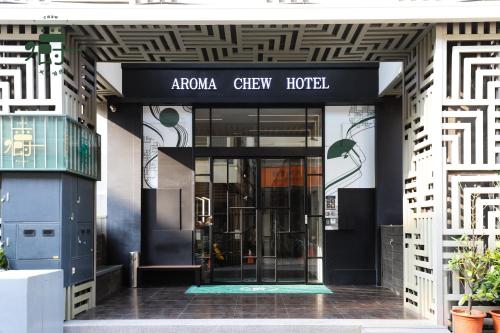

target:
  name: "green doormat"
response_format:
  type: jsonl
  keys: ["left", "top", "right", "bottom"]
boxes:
{"left": 185, "top": 285, "right": 332, "bottom": 294}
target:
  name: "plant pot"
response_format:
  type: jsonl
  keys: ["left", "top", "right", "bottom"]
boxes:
{"left": 451, "top": 309, "right": 486, "bottom": 333}
{"left": 491, "top": 309, "right": 500, "bottom": 333}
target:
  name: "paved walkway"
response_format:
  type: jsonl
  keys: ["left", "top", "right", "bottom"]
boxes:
{"left": 76, "top": 285, "right": 422, "bottom": 320}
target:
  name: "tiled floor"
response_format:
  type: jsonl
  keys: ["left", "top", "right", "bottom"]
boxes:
{"left": 76, "top": 285, "right": 422, "bottom": 320}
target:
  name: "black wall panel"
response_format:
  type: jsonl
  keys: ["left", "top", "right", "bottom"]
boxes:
{"left": 325, "top": 188, "right": 376, "bottom": 285}
{"left": 142, "top": 147, "right": 194, "bottom": 266}
{"left": 375, "top": 96, "right": 403, "bottom": 285}
{"left": 381, "top": 225, "right": 404, "bottom": 295}
{"left": 142, "top": 189, "right": 193, "bottom": 265}
{"left": 376, "top": 97, "right": 403, "bottom": 227}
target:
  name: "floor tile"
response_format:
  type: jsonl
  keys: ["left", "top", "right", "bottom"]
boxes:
{"left": 75, "top": 285, "right": 422, "bottom": 320}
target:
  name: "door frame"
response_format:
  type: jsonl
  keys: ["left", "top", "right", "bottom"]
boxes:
{"left": 208, "top": 156, "right": 319, "bottom": 284}
{"left": 192, "top": 105, "right": 326, "bottom": 285}
{"left": 257, "top": 158, "right": 307, "bottom": 284}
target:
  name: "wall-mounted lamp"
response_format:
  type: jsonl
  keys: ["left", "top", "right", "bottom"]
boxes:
{"left": 109, "top": 105, "right": 117, "bottom": 113}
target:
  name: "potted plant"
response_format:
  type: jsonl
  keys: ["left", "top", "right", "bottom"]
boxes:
{"left": 448, "top": 234, "right": 492, "bottom": 333}
{"left": 481, "top": 247, "right": 500, "bottom": 333}
{"left": 0, "top": 246, "right": 8, "bottom": 271}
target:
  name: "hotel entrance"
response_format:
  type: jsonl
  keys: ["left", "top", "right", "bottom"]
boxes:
{"left": 193, "top": 107, "right": 324, "bottom": 284}
{"left": 129, "top": 65, "right": 378, "bottom": 288}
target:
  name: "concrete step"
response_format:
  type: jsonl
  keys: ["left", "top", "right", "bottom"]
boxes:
{"left": 64, "top": 319, "right": 448, "bottom": 333}
{"left": 364, "top": 330, "right": 448, "bottom": 333}
{"left": 361, "top": 319, "right": 449, "bottom": 333}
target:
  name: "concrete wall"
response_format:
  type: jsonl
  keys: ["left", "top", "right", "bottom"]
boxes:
{"left": 0, "top": 270, "right": 64, "bottom": 333}
{"left": 107, "top": 103, "right": 142, "bottom": 281}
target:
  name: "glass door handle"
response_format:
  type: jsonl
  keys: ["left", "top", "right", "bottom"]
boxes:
{"left": 305, "top": 215, "right": 308, "bottom": 225}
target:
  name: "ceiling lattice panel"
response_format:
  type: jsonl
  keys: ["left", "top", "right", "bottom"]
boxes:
{"left": 68, "top": 23, "right": 430, "bottom": 62}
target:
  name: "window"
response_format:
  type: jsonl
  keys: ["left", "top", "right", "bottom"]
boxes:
{"left": 259, "top": 108, "right": 306, "bottom": 147}
{"left": 307, "top": 108, "right": 322, "bottom": 147}
{"left": 194, "top": 108, "right": 210, "bottom": 147}
{"left": 195, "top": 107, "right": 323, "bottom": 148}
{"left": 211, "top": 108, "right": 258, "bottom": 147}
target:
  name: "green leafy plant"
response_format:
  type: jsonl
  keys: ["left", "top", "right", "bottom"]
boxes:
{"left": 448, "top": 182, "right": 500, "bottom": 315}
{"left": 477, "top": 247, "right": 500, "bottom": 303}
{"left": 0, "top": 247, "right": 8, "bottom": 270}
{"left": 449, "top": 234, "right": 493, "bottom": 314}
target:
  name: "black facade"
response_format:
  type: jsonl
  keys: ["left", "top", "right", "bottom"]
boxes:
{"left": 122, "top": 63, "right": 378, "bottom": 104}
{"left": 106, "top": 63, "right": 402, "bottom": 286}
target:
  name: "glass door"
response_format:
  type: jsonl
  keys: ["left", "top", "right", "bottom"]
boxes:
{"left": 193, "top": 106, "right": 324, "bottom": 284}
{"left": 260, "top": 158, "right": 306, "bottom": 283}
{"left": 212, "top": 158, "right": 257, "bottom": 283}
{"left": 208, "top": 157, "right": 319, "bottom": 284}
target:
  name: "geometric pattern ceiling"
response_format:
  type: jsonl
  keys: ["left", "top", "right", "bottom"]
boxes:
{"left": 68, "top": 23, "right": 430, "bottom": 62}
{"left": 96, "top": 72, "right": 123, "bottom": 102}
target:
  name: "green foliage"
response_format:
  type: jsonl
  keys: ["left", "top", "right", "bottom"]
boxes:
{"left": 477, "top": 247, "right": 500, "bottom": 303}
{"left": 0, "top": 247, "right": 8, "bottom": 270}
{"left": 448, "top": 234, "right": 492, "bottom": 314}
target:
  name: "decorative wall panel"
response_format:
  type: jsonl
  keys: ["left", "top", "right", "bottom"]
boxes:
{"left": 63, "top": 28, "right": 97, "bottom": 127}
{"left": 0, "top": 26, "right": 62, "bottom": 114}
{"left": 402, "top": 27, "right": 438, "bottom": 320}
{"left": 142, "top": 105, "right": 192, "bottom": 188}
{"left": 0, "top": 25, "right": 97, "bottom": 127}
{"left": 403, "top": 22, "right": 500, "bottom": 324}
{"left": 67, "top": 24, "right": 428, "bottom": 63}
{"left": 440, "top": 22, "right": 500, "bottom": 324}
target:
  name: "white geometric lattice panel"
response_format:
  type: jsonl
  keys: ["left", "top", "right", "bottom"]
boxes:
{"left": 0, "top": 25, "right": 63, "bottom": 114}
{"left": 403, "top": 22, "right": 500, "bottom": 323}
{"left": 402, "top": 26, "right": 437, "bottom": 320}
{"left": 441, "top": 22, "right": 500, "bottom": 321}
{"left": 0, "top": 25, "right": 97, "bottom": 127}
{"left": 63, "top": 27, "right": 97, "bottom": 126}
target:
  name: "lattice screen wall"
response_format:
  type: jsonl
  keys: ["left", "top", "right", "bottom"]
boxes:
{"left": 403, "top": 22, "right": 500, "bottom": 323}
{"left": 440, "top": 22, "right": 500, "bottom": 323}
{"left": 402, "top": 26, "right": 439, "bottom": 320}
{"left": 0, "top": 25, "right": 97, "bottom": 127}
